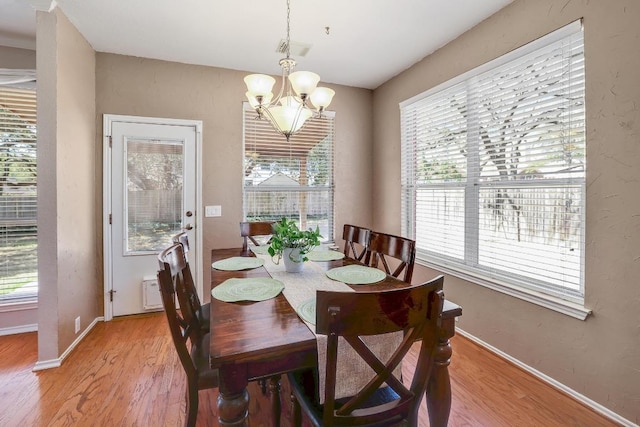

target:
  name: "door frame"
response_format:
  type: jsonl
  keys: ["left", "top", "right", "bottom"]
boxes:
{"left": 103, "top": 114, "right": 203, "bottom": 321}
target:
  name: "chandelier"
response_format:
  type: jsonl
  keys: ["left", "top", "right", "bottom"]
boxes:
{"left": 243, "top": 0, "right": 335, "bottom": 141}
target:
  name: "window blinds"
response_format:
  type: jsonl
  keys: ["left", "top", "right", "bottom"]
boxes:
{"left": 401, "top": 21, "right": 585, "bottom": 301}
{"left": 0, "top": 86, "right": 38, "bottom": 303}
{"left": 243, "top": 103, "right": 335, "bottom": 241}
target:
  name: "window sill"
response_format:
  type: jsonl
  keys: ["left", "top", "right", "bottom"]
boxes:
{"left": 0, "top": 300, "right": 38, "bottom": 313}
{"left": 416, "top": 258, "right": 591, "bottom": 320}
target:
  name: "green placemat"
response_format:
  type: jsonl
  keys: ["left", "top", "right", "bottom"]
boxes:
{"left": 212, "top": 256, "right": 265, "bottom": 271}
{"left": 326, "top": 265, "right": 386, "bottom": 285}
{"left": 211, "top": 277, "right": 285, "bottom": 302}
{"left": 296, "top": 298, "right": 316, "bottom": 325}
{"left": 249, "top": 245, "right": 270, "bottom": 255}
{"left": 307, "top": 250, "right": 345, "bottom": 262}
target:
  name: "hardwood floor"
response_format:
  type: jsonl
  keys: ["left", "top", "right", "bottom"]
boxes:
{"left": 0, "top": 313, "right": 620, "bottom": 427}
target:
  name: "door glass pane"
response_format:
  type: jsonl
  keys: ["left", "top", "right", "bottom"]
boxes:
{"left": 125, "top": 138, "right": 183, "bottom": 254}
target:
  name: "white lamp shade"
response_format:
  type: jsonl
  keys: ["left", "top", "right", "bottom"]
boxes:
{"left": 268, "top": 105, "right": 313, "bottom": 134}
{"left": 288, "top": 71, "right": 320, "bottom": 96}
{"left": 246, "top": 91, "right": 273, "bottom": 108}
{"left": 244, "top": 74, "right": 276, "bottom": 97}
{"left": 310, "top": 87, "right": 335, "bottom": 110}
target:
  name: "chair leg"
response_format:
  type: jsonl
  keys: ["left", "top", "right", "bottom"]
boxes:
{"left": 291, "top": 392, "right": 301, "bottom": 427}
{"left": 267, "top": 376, "right": 282, "bottom": 427}
{"left": 185, "top": 383, "right": 199, "bottom": 427}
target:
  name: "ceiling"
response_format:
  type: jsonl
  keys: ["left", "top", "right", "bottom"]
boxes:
{"left": 0, "top": 0, "right": 513, "bottom": 90}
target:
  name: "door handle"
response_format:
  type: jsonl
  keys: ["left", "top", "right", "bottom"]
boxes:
{"left": 185, "top": 223, "right": 193, "bottom": 230}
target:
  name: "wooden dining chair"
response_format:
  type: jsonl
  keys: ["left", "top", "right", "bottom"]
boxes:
{"left": 342, "top": 224, "right": 371, "bottom": 262}
{"left": 157, "top": 243, "right": 218, "bottom": 427}
{"left": 367, "top": 231, "right": 416, "bottom": 284}
{"left": 287, "top": 275, "right": 445, "bottom": 427}
{"left": 172, "top": 231, "right": 209, "bottom": 334}
{"left": 240, "top": 221, "right": 275, "bottom": 252}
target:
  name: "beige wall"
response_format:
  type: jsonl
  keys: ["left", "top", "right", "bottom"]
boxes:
{"left": 95, "top": 54, "right": 373, "bottom": 301}
{"left": 0, "top": 46, "right": 38, "bottom": 332}
{"left": 373, "top": 0, "right": 640, "bottom": 423}
{"left": 36, "top": 9, "right": 99, "bottom": 361}
{"left": 0, "top": 45, "right": 36, "bottom": 68}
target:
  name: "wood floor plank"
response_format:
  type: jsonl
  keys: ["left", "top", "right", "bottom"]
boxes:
{"left": 0, "top": 313, "right": 622, "bottom": 427}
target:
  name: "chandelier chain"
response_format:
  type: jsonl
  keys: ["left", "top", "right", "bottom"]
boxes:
{"left": 286, "top": 0, "right": 291, "bottom": 59}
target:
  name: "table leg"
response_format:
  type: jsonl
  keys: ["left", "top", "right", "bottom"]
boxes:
{"left": 267, "top": 375, "right": 282, "bottom": 427}
{"left": 426, "top": 317, "right": 455, "bottom": 427}
{"left": 217, "top": 367, "right": 250, "bottom": 427}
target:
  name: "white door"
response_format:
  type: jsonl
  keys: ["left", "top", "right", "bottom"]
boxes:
{"left": 104, "top": 115, "right": 202, "bottom": 318}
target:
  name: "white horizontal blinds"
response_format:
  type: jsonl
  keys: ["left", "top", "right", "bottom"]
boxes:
{"left": 400, "top": 21, "right": 585, "bottom": 301}
{"left": 477, "top": 187, "right": 583, "bottom": 292}
{"left": 0, "top": 86, "right": 38, "bottom": 303}
{"left": 243, "top": 104, "right": 335, "bottom": 241}
{"left": 402, "top": 83, "right": 468, "bottom": 261}
{"left": 472, "top": 29, "right": 585, "bottom": 297}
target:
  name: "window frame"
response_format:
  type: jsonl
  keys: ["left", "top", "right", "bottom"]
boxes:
{"left": 400, "top": 21, "right": 590, "bottom": 320}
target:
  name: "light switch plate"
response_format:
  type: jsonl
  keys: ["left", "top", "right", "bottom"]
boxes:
{"left": 205, "top": 205, "right": 222, "bottom": 217}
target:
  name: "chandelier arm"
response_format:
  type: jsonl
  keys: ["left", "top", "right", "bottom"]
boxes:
{"left": 260, "top": 106, "right": 291, "bottom": 141}
{"left": 292, "top": 109, "right": 314, "bottom": 137}
{"left": 258, "top": 99, "right": 314, "bottom": 142}
{"left": 289, "top": 106, "right": 304, "bottom": 138}
{"left": 266, "top": 69, "right": 285, "bottom": 108}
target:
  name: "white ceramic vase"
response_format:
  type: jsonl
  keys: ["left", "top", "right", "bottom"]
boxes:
{"left": 283, "top": 247, "right": 304, "bottom": 273}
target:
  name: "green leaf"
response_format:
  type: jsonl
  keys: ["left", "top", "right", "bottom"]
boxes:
{"left": 267, "top": 217, "right": 322, "bottom": 262}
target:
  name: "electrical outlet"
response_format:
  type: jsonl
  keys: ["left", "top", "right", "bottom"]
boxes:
{"left": 75, "top": 316, "right": 81, "bottom": 333}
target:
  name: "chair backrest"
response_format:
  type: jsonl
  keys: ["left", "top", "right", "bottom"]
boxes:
{"left": 157, "top": 243, "right": 203, "bottom": 381}
{"left": 367, "top": 231, "right": 416, "bottom": 284}
{"left": 173, "top": 230, "right": 190, "bottom": 254}
{"left": 240, "top": 221, "right": 275, "bottom": 252}
{"left": 170, "top": 232, "right": 203, "bottom": 323}
{"left": 342, "top": 224, "right": 371, "bottom": 262}
{"left": 315, "top": 275, "right": 445, "bottom": 426}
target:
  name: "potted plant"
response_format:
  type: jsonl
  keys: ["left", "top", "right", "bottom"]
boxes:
{"left": 268, "top": 217, "right": 322, "bottom": 273}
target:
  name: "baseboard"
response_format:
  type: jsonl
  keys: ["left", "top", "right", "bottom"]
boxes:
{"left": 455, "top": 328, "right": 637, "bottom": 427}
{"left": 0, "top": 323, "right": 38, "bottom": 336}
{"left": 33, "top": 316, "right": 104, "bottom": 372}
{"left": 32, "top": 358, "right": 61, "bottom": 370}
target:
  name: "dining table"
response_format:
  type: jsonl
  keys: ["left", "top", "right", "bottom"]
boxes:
{"left": 209, "top": 246, "right": 462, "bottom": 427}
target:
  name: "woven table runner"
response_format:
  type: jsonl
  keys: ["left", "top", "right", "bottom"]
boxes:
{"left": 256, "top": 253, "right": 402, "bottom": 402}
